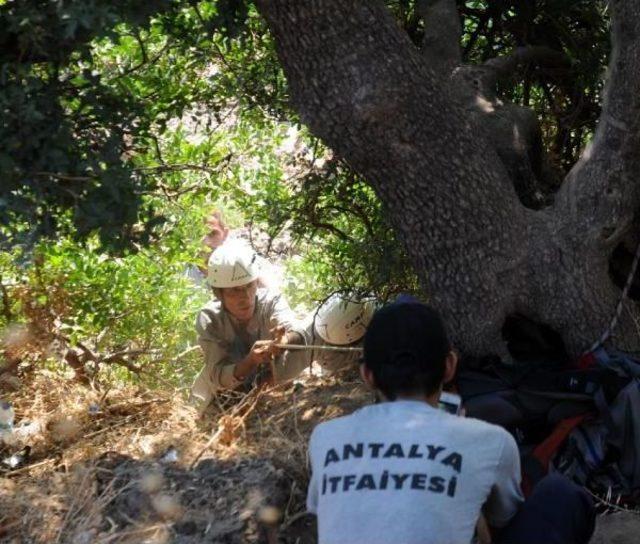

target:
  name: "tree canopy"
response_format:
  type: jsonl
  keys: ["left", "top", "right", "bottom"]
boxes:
{"left": 1, "top": 1, "right": 611, "bottom": 246}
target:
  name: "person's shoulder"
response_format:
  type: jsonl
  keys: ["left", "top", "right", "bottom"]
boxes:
{"left": 256, "top": 287, "right": 290, "bottom": 311}
{"left": 309, "top": 410, "right": 362, "bottom": 446}
{"left": 196, "top": 299, "right": 223, "bottom": 330}
{"left": 450, "top": 415, "right": 516, "bottom": 447}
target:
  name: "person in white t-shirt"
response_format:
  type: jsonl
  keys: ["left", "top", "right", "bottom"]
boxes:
{"left": 306, "top": 301, "right": 595, "bottom": 544}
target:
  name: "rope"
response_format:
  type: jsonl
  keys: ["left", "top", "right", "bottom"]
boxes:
{"left": 586, "top": 238, "right": 640, "bottom": 354}
{"left": 274, "top": 343, "right": 363, "bottom": 353}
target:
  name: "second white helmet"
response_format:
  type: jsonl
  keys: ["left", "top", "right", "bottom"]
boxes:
{"left": 207, "top": 239, "right": 260, "bottom": 288}
{"left": 314, "top": 294, "right": 376, "bottom": 345}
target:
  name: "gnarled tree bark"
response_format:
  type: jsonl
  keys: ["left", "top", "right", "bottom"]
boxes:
{"left": 255, "top": 0, "right": 640, "bottom": 358}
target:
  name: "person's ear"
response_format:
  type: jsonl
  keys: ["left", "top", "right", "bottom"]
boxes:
{"left": 443, "top": 350, "right": 458, "bottom": 384}
{"left": 359, "top": 364, "right": 376, "bottom": 389}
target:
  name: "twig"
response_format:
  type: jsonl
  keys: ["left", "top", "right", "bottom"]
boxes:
{"left": 134, "top": 157, "right": 231, "bottom": 174}
{"left": 173, "top": 345, "right": 201, "bottom": 361}
{"left": 33, "top": 172, "right": 95, "bottom": 181}
{"left": 4, "top": 457, "right": 57, "bottom": 477}
{"left": 585, "top": 487, "right": 640, "bottom": 516}
{"left": 105, "top": 398, "right": 170, "bottom": 412}
{"left": 0, "top": 519, "right": 21, "bottom": 539}
{"left": 102, "top": 348, "right": 161, "bottom": 363}
{"left": 280, "top": 510, "right": 312, "bottom": 530}
{"left": 83, "top": 415, "right": 139, "bottom": 439}
{"left": 189, "top": 389, "right": 264, "bottom": 468}
{"left": 95, "top": 523, "right": 169, "bottom": 544}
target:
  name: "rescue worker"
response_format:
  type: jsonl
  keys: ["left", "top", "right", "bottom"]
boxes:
{"left": 304, "top": 294, "right": 376, "bottom": 373}
{"left": 186, "top": 209, "right": 282, "bottom": 292}
{"left": 191, "top": 239, "right": 306, "bottom": 408}
{"left": 184, "top": 209, "right": 230, "bottom": 287}
{"left": 201, "top": 209, "right": 229, "bottom": 252}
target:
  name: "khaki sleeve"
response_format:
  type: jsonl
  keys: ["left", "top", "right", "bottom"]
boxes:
{"left": 190, "top": 310, "right": 242, "bottom": 405}
{"left": 266, "top": 294, "right": 308, "bottom": 383}
{"left": 267, "top": 293, "right": 306, "bottom": 337}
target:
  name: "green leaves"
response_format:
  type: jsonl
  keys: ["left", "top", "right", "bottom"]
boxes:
{"left": 0, "top": 1, "right": 284, "bottom": 251}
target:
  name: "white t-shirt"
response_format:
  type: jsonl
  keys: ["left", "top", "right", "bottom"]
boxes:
{"left": 307, "top": 400, "right": 523, "bottom": 544}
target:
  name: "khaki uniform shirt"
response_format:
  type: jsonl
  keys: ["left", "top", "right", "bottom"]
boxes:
{"left": 191, "top": 289, "right": 307, "bottom": 406}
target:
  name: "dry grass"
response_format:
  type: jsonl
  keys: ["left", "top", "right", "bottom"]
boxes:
{"left": 5, "top": 368, "right": 638, "bottom": 543}
{"left": 0, "top": 367, "right": 369, "bottom": 543}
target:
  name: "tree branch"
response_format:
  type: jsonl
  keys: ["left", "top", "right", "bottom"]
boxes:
{"left": 555, "top": 0, "right": 640, "bottom": 247}
{"left": 483, "top": 46, "right": 571, "bottom": 87}
{"left": 34, "top": 172, "right": 96, "bottom": 181}
{"left": 308, "top": 219, "right": 352, "bottom": 242}
{"left": 255, "top": 0, "right": 524, "bottom": 236}
{"left": 416, "top": 0, "right": 462, "bottom": 72}
{"left": 133, "top": 156, "right": 232, "bottom": 175}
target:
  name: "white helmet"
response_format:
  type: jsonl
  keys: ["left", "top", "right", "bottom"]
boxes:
{"left": 314, "top": 294, "right": 376, "bottom": 345}
{"left": 207, "top": 239, "right": 260, "bottom": 288}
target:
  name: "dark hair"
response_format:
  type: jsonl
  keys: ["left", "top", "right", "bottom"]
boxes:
{"left": 362, "top": 302, "right": 450, "bottom": 400}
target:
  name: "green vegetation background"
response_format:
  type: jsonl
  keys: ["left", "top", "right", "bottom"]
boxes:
{"left": 0, "top": 1, "right": 609, "bottom": 389}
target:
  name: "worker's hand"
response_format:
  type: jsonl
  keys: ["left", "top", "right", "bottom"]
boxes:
{"left": 270, "top": 326, "right": 303, "bottom": 349}
{"left": 475, "top": 513, "right": 492, "bottom": 544}
{"left": 269, "top": 325, "right": 288, "bottom": 356}
{"left": 234, "top": 340, "right": 277, "bottom": 382}
{"left": 247, "top": 339, "right": 277, "bottom": 366}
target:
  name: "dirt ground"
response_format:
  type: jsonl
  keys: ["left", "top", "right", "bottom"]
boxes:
{"left": 0, "top": 369, "right": 367, "bottom": 543}
{"left": 1, "top": 369, "right": 639, "bottom": 543}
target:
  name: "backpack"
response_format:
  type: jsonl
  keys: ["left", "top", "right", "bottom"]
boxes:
{"left": 551, "top": 349, "right": 640, "bottom": 497}
{"left": 456, "top": 349, "right": 638, "bottom": 497}
{"left": 457, "top": 359, "right": 623, "bottom": 441}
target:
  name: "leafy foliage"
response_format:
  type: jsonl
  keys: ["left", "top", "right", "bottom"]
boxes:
{"left": 0, "top": 0, "right": 278, "bottom": 249}
{"left": 1, "top": 1, "right": 612, "bottom": 248}
{"left": 0, "top": 0, "right": 614, "bottom": 385}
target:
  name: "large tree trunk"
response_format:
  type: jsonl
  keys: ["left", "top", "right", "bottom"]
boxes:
{"left": 255, "top": 0, "right": 640, "bottom": 357}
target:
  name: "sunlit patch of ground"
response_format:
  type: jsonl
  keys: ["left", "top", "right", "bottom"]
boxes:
{"left": 0, "top": 368, "right": 368, "bottom": 543}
